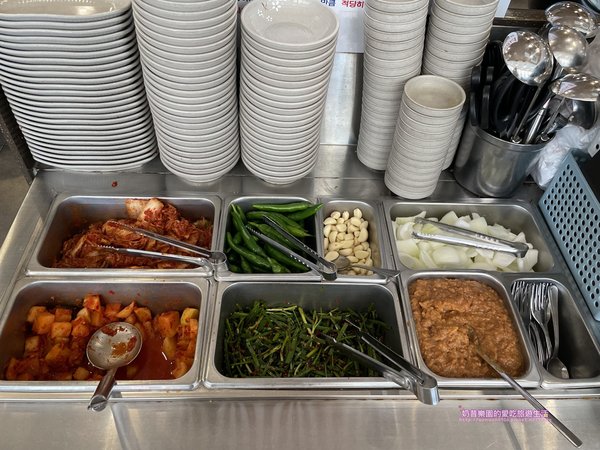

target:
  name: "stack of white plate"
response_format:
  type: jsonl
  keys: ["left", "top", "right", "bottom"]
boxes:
{"left": 385, "top": 75, "right": 465, "bottom": 199}
{"left": 0, "top": 0, "right": 157, "bottom": 171}
{"left": 132, "top": 0, "right": 239, "bottom": 183}
{"left": 239, "top": 0, "right": 338, "bottom": 185}
{"left": 422, "top": 0, "right": 499, "bottom": 169}
{"left": 357, "top": 0, "right": 428, "bottom": 171}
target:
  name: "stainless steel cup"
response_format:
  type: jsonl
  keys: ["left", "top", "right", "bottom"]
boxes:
{"left": 453, "top": 121, "right": 547, "bottom": 197}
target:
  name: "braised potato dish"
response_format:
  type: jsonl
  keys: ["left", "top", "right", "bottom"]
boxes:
{"left": 3, "top": 293, "right": 199, "bottom": 381}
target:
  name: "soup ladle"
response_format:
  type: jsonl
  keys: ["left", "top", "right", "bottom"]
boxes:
{"left": 546, "top": 1, "right": 598, "bottom": 38}
{"left": 86, "top": 322, "right": 142, "bottom": 412}
{"left": 502, "top": 31, "right": 554, "bottom": 143}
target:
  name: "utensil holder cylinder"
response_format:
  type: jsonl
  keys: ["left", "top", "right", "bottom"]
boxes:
{"left": 453, "top": 121, "right": 547, "bottom": 197}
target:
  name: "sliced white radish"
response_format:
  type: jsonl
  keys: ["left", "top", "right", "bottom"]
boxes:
{"left": 469, "top": 216, "right": 488, "bottom": 233}
{"left": 395, "top": 211, "right": 425, "bottom": 226}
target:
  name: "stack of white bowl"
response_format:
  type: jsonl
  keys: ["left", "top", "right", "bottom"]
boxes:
{"left": 239, "top": 0, "right": 339, "bottom": 185}
{"left": 357, "top": 0, "right": 429, "bottom": 170}
{"left": 0, "top": 0, "right": 157, "bottom": 171}
{"left": 422, "top": 0, "right": 499, "bottom": 168}
{"left": 132, "top": 0, "right": 239, "bottom": 183}
{"left": 385, "top": 75, "right": 466, "bottom": 199}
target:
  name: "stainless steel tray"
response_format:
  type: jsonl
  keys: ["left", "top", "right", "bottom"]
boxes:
{"left": 26, "top": 194, "right": 221, "bottom": 277}
{"left": 502, "top": 274, "right": 600, "bottom": 390}
{"left": 315, "top": 198, "right": 392, "bottom": 284}
{"left": 214, "top": 195, "right": 321, "bottom": 282}
{"left": 383, "top": 199, "right": 555, "bottom": 273}
{"left": 398, "top": 270, "right": 541, "bottom": 389}
{"left": 204, "top": 281, "right": 410, "bottom": 389}
{"left": 0, "top": 277, "right": 210, "bottom": 393}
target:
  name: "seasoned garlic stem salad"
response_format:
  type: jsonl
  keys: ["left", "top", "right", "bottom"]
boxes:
{"left": 392, "top": 211, "right": 539, "bottom": 271}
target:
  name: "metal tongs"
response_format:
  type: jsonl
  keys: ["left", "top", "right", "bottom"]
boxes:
{"left": 412, "top": 217, "right": 530, "bottom": 258}
{"left": 321, "top": 321, "right": 439, "bottom": 405}
{"left": 98, "top": 221, "right": 227, "bottom": 271}
{"left": 246, "top": 216, "right": 338, "bottom": 280}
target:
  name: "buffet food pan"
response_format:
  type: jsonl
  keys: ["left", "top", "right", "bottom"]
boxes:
{"left": 505, "top": 275, "right": 600, "bottom": 390}
{"left": 0, "top": 278, "right": 209, "bottom": 392}
{"left": 315, "top": 198, "right": 391, "bottom": 284}
{"left": 214, "top": 195, "right": 321, "bottom": 281}
{"left": 27, "top": 194, "right": 221, "bottom": 277}
{"left": 399, "top": 270, "right": 541, "bottom": 388}
{"left": 383, "top": 200, "right": 555, "bottom": 272}
{"left": 204, "top": 281, "right": 410, "bottom": 389}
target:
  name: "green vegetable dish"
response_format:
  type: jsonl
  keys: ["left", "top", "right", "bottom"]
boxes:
{"left": 223, "top": 300, "right": 388, "bottom": 378}
{"left": 225, "top": 201, "right": 323, "bottom": 274}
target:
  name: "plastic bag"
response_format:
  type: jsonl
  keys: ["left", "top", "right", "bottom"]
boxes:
{"left": 530, "top": 124, "right": 600, "bottom": 189}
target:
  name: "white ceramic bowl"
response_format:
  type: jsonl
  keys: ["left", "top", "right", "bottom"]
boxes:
{"left": 429, "top": 11, "right": 493, "bottom": 35}
{"left": 402, "top": 75, "right": 466, "bottom": 117}
{"left": 433, "top": 3, "right": 496, "bottom": 24}
{"left": 366, "top": 0, "right": 429, "bottom": 14}
{"left": 241, "top": 40, "right": 334, "bottom": 75}
{"left": 434, "top": 0, "right": 500, "bottom": 16}
{"left": 364, "top": 8, "right": 427, "bottom": 33}
{"left": 241, "top": 0, "right": 338, "bottom": 52}
{"left": 243, "top": 36, "right": 336, "bottom": 69}
{"left": 133, "top": 0, "right": 234, "bottom": 30}
{"left": 140, "top": 0, "right": 232, "bottom": 14}
{"left": 426, "top": 42, "right": 487, "bottom": 62}
{"left": 425, "top": 32, "right": 489, "bottom": 53}
{"left": 136, "top": 30, "right": 236, "bottom": 64}
{"left": 364, "top": 42, "right": 424, "bottom": 61}
{"left": 133, "top": 11, "right": 236, "bottom": 47}
{"left": 240, "top": 25, "right": 336, "bottom": 60}
{"left": 365, "top": 2, "right": 428, "bottom": 22}
{"left": 132, "top": 0, "right": 232, "bottom": 21}
{"left": 133, "top": 1, "right": 235, "bottom": 37}
{"left": 155, "top": 105, "right": 237, "bottom": 137}
{"left": 427, "top": 22, "right": 492, "bottom": 44}
{"left": 147, "top": 88, "right": 236, "bottom": 117}
{"left": 364, "top": 32, "right": 424, "bottom": 52}
{"left": 241, "top": 58, "right": 330, "bottom": 90}
{"left": 133, "top": 22, "right": 235, "bottom": 56}
{"left": 364, "top": 22, "right": 425, "bottom": 42}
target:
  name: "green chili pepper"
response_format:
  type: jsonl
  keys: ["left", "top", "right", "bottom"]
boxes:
{"left": 246, "top": 211, "right": 310, "bottom": 238}
{"left": 265, "top": 244, "right": 308, "bottom": 272}
{"left": 250, "top": 202, "right": 313, "bottom": 213}
{"left": 231, "top": 206, "right": 267, "bottom": 258}
{"left": 287, "top": 203, "right": 323, "bottom": 221}
{"left": 226, "top": 232, "right": 271, "bottom": 271}
{"left": 240, "top": 256, "right": 253, "bottom": 273}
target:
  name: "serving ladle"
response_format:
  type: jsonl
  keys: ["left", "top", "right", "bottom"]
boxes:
{"left": 502, "top": 31, "right": 554, "bottom": 143}
{"left": 466, "top": 325, "right": 582, "bottom": 447}
{"left": 538, "top": 72, "right": 600, "bottom": 140}
{"left": 546, "top": 1, "right": 598, "bottom": 38}
{"left": 86, "top": 322, "right": 142, "bottom": 412}
{"left": 548, "top": 25, "right": 589, "bottom": 75}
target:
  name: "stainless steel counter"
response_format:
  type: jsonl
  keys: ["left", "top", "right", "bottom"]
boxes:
{"left": 0, "top": 146, "right": 599, "bottom": 450}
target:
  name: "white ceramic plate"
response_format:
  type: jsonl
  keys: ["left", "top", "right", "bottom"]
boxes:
{"left": 0, "top": 0, "right": 132, "bottom": 21}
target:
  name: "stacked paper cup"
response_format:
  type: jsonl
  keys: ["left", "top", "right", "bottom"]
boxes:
{"left": 239, "top": 0, "right": 338, "bottom": 185}
{"left": 357, "top": 0, "right": 428, "bottom": 170}
{"left": 132, "top": 0, "right": 239, "bottom": 183}
{"left": 422, "top": 0, "right": 499, "bottom": 168}
{"left": 385, "top": 75, "right": 466, "bottom": 199}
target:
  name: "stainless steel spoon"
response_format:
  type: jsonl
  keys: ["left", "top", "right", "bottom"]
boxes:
{"left": 546, "top": 1, "right": 599, "bottom": 38}
{"left": 86, "top": 322, "right": 142, "bottom": 412}
{"left": 502, "top": 31, "right": 554, "bottom": 142}
{"left": 466, "top": 325, "right": 582, "bottom": 448}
